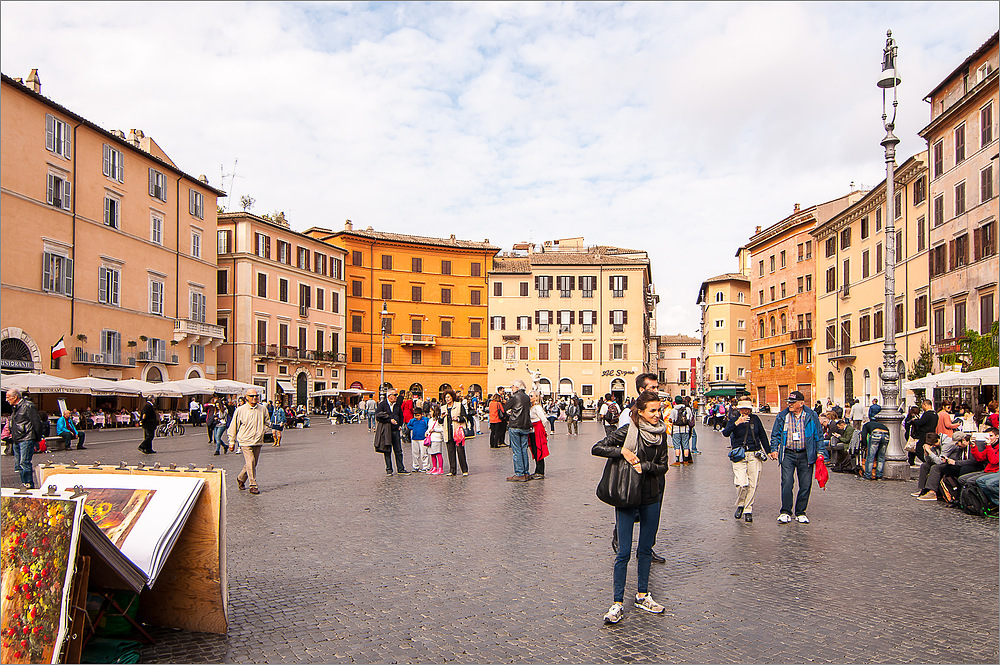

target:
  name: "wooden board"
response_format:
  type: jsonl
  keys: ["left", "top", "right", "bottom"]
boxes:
{"left": 38, "top": 464, "right": 228, "bottom": 635}
{"left": 61, "top": 555, "right": 89, "bottom": 665}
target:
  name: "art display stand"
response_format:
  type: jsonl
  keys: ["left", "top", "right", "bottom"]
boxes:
{"left": 38, "top": 462, "right": 228, "bottom": 636}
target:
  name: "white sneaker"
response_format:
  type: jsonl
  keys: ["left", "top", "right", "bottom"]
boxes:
{"left": 795, "top": 514, "right": 810, "bottom": 524}
{"left": 634, "top": 593, "right": 664, "bottom": 614}
{"left": 777, "top": 513, "right": 792, "bottom": 524}
{"left": 603, "top": 602, "right": 624, "bottom": 624}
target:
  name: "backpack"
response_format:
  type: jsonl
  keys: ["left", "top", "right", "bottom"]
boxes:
{"left": 674, "top": 406, "right": 690, "bottom": 428}
{"left": 959, "top": 484, "right": 989, "bottom": 517}
{"left": 603, "top": 401, "right": 620, "bottom": 425}
{"left": 40, "top": 417, "right": 51, "bottom": 438}
{"left": 939, "top": 476, "right": 961, "bottom": 504}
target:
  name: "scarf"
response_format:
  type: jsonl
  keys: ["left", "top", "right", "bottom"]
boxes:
{"left": 623, "top": 419, "right": 668, "bottom": 454}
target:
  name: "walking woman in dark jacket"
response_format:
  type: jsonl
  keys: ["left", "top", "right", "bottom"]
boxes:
{"left": 721, "top": 399, "right": 770, "bottom": 522}
{"left": 592, "top": 390, "right": 669, "bottom": 624}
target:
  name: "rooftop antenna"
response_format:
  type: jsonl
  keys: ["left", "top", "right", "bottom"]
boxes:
{"left": 220, "top": 159, "right": 243, "bottom": 212}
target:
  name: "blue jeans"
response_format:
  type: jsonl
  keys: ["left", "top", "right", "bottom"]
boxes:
{"left": 689, "top": 428, "right": 699, "bottom": 452}
{"left": 613, "top": 501, "right": 661, "bottom": 602}
{"left": 976, "top": 473, "right": 999, "bottom": 506}
{"left": 672, "top": 431, "right": 690, "bottom": 454}
{"left": 367, "top": 413, "right": 376, "bottom": 429}
{"left": 864, "top": 440, "right": 887, "bottom": 479}
{"left": 508, "top": 428, "right": 531, "bottom": 476}
{"left": 779, "top": 448, "right": 813, "bottom": 516}
{"left": 14, "top": 440, "right": 36, "bottom": 487}
{"left": 213, "top": 424, "right": 228, "bottom": 453}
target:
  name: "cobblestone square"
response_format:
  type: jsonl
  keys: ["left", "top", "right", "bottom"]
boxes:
{"left": 4, "top": 419, "right": 998, "bottom": 663}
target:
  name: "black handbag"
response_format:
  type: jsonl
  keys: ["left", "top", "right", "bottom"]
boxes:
{"left": 596, "top": 455, "right": 643, "bottom": 509}
{"left": 728, "top": 419, "right": 750, "bottom": 462}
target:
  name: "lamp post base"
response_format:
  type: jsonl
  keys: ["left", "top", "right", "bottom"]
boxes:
{"left": 881, "top": 459, "right": 911, "bottom": 481}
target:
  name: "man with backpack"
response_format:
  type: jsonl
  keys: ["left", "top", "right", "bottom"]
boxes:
{"left": 670, "top": 396, "right": 694, "bottom": 465}
{"left": 859, "top": 417, "right": 890, "bottom": 480}
{"left": 599, "top": 394, "right": 620, "bottom": 437}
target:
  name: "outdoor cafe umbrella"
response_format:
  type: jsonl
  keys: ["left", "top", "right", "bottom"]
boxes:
{"left": 0, "top": 372, "right": 90, "bottom": 394}
{"left": 967, "top": 367, "right": 999, "bottom": 386}
{"left": 65, "top": 376, "right": 142, "bottom": 396}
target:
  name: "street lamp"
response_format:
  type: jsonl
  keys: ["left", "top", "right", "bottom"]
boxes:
{"left": 379, "top": 301, "right": 389, "bottom": 399}
{"left": 557, "top": 326, "right": 565, "bottom": 400}
{"left": 875, "top": 30, "right": 908, "bottom": 480}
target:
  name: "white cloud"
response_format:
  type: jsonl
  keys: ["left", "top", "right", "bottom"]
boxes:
{"left": 2, "top": 0, "right": 997, "bottom": 339}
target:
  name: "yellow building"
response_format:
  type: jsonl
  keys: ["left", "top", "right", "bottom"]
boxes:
{"left": 655, "top": 334, "right": 701, "bottom": 398}
{"left": 1, "top": 71, "right": 224, "bottom": 383}
{"left": 695, "top": 273, "right": 751, "bottom": 398}
{"left": 305, "top": 221, "right": 498, "bottom": 399}
{"left": 918, "top": 32, "right": 998, "bottom": 368}
{"left": 487, "top": 239, "right": 658, "bottom": 404}
{"left": 216, "top": 212, "right": 347, "bottom": 406}
{"left": 812, "top": 154, "right": 930, "bottom": 405}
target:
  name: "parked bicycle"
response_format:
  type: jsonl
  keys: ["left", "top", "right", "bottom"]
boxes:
{"left": 156, "top": 415, "right": 185, "bottom": 437}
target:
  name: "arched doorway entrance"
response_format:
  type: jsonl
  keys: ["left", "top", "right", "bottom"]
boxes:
{"left": 468, "top": 383, "right": 482, "bottom": 399}
{"left": 296, "top": 372, "right": 308, "bottom": 406}
{"left": 408, "top": 383, "right": 423, "bottom": 398}
{"left": 437, "top": 383, "right": 452, "bottom": 401}
{"left": 844, "top": 367, "right": 854, "bottom": 405}
{"left": 610, "top": 378, "right": 626, "bottom": 405}
{"left": 558, "top": 378, "right": 573, "bottom": 397}
{"left": 1, "top": 335, "right": 37, "bottom": 373}
{"left": 538, "top": 378, "right": 552, "bottom": 397}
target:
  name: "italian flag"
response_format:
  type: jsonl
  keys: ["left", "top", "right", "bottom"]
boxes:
{"left": 51, "top": 336, "right": 68, "bottom": 360}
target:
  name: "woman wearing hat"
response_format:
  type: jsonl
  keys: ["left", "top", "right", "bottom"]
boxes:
{"left": 722, "top": 399, "right": 770, "bottom": 522}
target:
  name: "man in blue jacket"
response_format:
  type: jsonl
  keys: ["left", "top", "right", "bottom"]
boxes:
{"left": 769, "top": 390, "right": 826, "bottom": 524}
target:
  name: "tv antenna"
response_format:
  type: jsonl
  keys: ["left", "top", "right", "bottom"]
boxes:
{"left": 220, "top": 159, "right": 243, "bottom": 212}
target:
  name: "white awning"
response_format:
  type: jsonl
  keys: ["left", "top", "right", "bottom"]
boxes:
{"left": 277, "top": 381, "right": 294, "bottom": 393}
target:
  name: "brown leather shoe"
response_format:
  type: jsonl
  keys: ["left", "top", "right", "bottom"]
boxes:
{"left": 506, "top": 475, "right": 522, "bottom": 482}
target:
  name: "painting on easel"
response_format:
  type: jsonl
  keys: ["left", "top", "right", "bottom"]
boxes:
{"left": 0, "top": 490, "right": 84, "bottom": 665}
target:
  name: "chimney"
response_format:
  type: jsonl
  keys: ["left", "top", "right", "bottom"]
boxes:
{"left": 127, "top": 129, "right": 145, "bottom": 146}
{"left": 111, "top": 130, "right": 125, "bottom": 139}
{"left": 755, "top": 225, "right": 761, "bottom": 234}
{"left": 449, "top": 234, "right": 456, "bottom": 242}
{"left": 26, "top": 69, "right": 41, "bottom": 94}
{"left": 793, "top": 203, "right": 801, "bottom": 213}
{"left": 198, "top": 174, "right": 208, "bottom": 184}
{"left": 344, "top": 220, "right": 353, "bottom": 231}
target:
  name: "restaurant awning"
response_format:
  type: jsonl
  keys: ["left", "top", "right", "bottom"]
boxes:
{"left": 276, "top": 381, "right": 294, "bottom": 393}
{"left": 703, "top": 388, "right": 748, "bottom": 397}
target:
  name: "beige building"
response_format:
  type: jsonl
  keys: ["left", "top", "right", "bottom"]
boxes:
{"left": 1, "top": 71, "right": 224, "bottom": 383}
{"left": 487, "top": 238, "right": 657, "bottom": 404}
{"left": 216, "top": 212, "right": 347, "bottom": 406}
{"left": 695, "top": 273, "right": 751, "bottom": 398}
{"left": 654, "top": 334, "right": 701, "bottom": 398}
{"left": 812, "top": 155, "right": 930, "bottom": 405}
{"left": 918, "top": 32, "right": 998, "bottom": 367}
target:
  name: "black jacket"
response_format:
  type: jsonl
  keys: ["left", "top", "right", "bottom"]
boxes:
{"left": 721, "top": 413, "right": 769, "bottom": 452}
{"left": 375, "top": 399, "right": 404, "bottom": 430}
{"left": 140, "top": 401, "right": 159, "bottom": 430}
{"left": 10, "top": 398, "right": 43, "bottom": 443}
{"left": 592, "top": 423, "right": 669, "bottom": 506}
{"left": 912, "top": 410, "right": 938, "bottom": 442}
{"left": 504, "top": 390, "right": 532, "bottom": 429}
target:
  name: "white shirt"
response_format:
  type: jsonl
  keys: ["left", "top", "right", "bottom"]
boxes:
{"left": 850, "top": 403, "right": 866, "bottom": 421}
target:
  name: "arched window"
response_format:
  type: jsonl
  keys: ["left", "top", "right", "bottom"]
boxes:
{"left": 738, "top": 292, "right": 745, "bottom": 303}
{"left": 715, "top": 291, "right": 724, "bottom": 302}
{"left": 770, "top": 316, "right": 776, "bottom": 336}
{"left": 780, "top": 313, "right": 787, "bottom": 334}
{"left": 827, "top": 372, "right": 835, "bottom": 401}
{"left": 537, "top": 378, "right": 552, "bottom": 396}
{"left": 863, "top": 369, "right": 871, "bottom": 402}
{"left": 759, "top": 319, "right": 765, "bottom": 338}
{"left": 558, "top": 378, "right": 573, "bottom": 396}
{"left": 408, "top": 382, "right": 423, "bottom": 397}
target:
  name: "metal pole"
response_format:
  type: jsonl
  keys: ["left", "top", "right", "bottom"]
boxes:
{"left": 875, "top": 30, "right": 908, "bottom": 480}
{"left": 379, "top": 302, "right": 386, "bottom": 399}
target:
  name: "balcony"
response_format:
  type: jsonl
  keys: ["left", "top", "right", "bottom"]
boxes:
{"left": 790, "top": 328, "right": 813, "bottom": 342}
{"left": 254, "top": 344, "right": 279, "bottom": 359}
{"left": 71, "top": 347, "right": 182, "bottom": 368}
{"left": 399, "top": 334, "right": 436, "bottom": 347}
{"left": 174, "top": 319, "right": 226, "bottom": 348}
{"left": 135, "top": 350, "right": 180, "bottom": 365}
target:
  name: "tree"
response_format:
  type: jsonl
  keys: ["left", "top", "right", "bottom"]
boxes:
{"left": 959, "top": 321, "right": 999, "bottom": 371}
{"left": 240, "top": 195, "right": 255, "bottom": 211}
{"left": 909, "top": 338, "right": 934, "bottom": 379}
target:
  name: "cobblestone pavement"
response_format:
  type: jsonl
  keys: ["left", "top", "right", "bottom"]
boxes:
{"left": 4, "top": 419, "right": 998, "bottom": 663}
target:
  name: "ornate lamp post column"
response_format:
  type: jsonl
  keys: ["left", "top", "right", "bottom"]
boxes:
{"left": 379, "top": 301, "right": 389, "bottom": 399}
{"left": 875, "top": 30, "right": 908, "bottom": 480}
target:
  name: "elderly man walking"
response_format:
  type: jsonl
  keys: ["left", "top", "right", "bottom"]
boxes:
{"left": 769, "top": 390, "right": 826, "bottom": 524}
{"left": 6, "top": 389, "right": 43, "bottom": 488}
{"left": 505, "top": 379, "right": 533, "bottom": 481}
{"left": 375, "top": 389, "right": 408, "bottom": 475}
{"left": 227, "top": 388, "right": 271, "bottom": 495}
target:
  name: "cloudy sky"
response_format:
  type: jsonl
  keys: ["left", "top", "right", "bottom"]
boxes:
{"left": 2, "top": 2, "right": 997, "bottom": 336}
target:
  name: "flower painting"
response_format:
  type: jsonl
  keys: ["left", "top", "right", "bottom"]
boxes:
{"left": 1, "top": 493, "right": 83, "bottom": 664}
{"left": 80, "top": 488, "right": 155, "bottom": 547}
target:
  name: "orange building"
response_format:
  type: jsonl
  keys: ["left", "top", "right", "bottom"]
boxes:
{"left": 747, "top": 194, "right": 861, "bottom": 408}
{"left": 216, "top": 212, "right": 347, "bottom": 406}
{"left": 1, "top": 71, "right": 224, "bottom": 383}
{"left": 305, "top": 221, "right": 499, "bottom": 399}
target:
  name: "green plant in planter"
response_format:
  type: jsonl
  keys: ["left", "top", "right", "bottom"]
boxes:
{"left": 76, "top": 333, "right": 88, "bottom": 343}
{"left": 139, "top": 335, "right": 148, "bottom": 342}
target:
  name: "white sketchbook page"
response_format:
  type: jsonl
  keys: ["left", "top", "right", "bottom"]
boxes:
{"left": 42, "top": 474, "right": 203, "bottom": 581}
